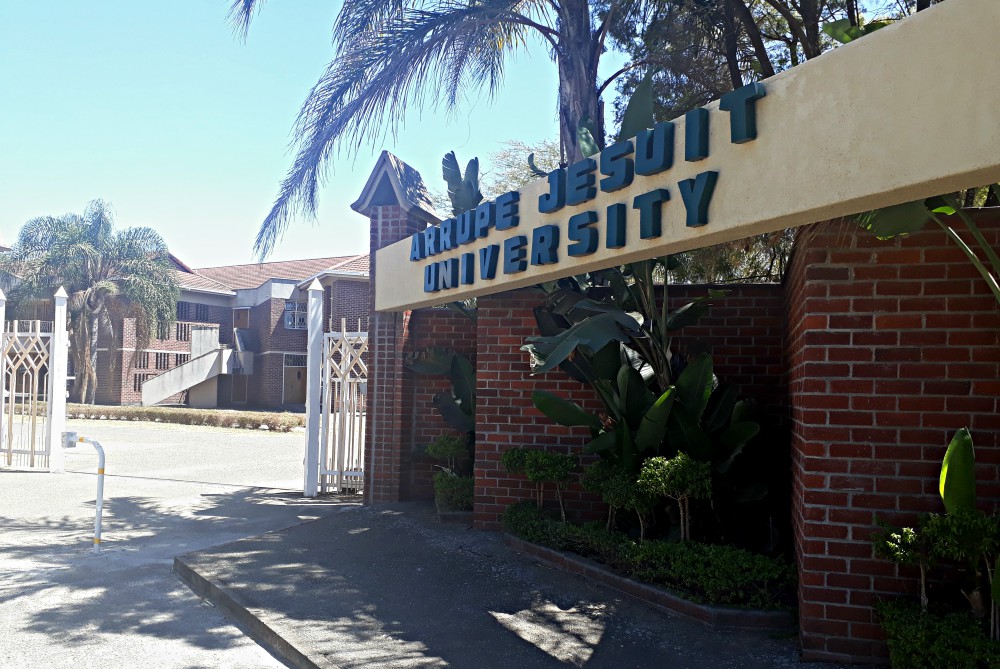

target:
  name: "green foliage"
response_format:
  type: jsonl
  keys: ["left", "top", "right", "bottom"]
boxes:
{"left": 924, "top": 510, "right": 1000, "bottom": 564}
{"left": 638, "top": 453, "right": 712, "bottom": 501}
{"left": 501, "top": 447, "right": 529, "bottom": 475}
{"left": 425, "top": 434, "right": 469, "bottom": 472}
{"left": 822, "top": 18, "right": 890, "bottom": 44}
{"left": 941, "top": 427, "right": 977, "bottom": 515}
{"left": 433, "top": 472, "right": 474, "bottom": 512}
{"left": 876, "top": 599, "right": 1000, "bottom": 669}
{"left": 502, "top": 502, "right": 794, "bottom": 610}
{"left": 523, "top": 450, "right": 576, "bottom": 485}
{"left": 873, "top": 519, "right": 936, "bottom": 569}
{"left": 407, "top": 348, "right": 476, "bottom": 434}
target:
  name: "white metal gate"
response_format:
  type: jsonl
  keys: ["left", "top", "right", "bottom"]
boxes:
{"left": 0, "top": 320, "right": 53, "bottom": 469}
{"left": 319, "top": 322, "right": 368, "bottom": 493}
{"left": 0, "top": 289, "right": 70, "bottom": 472}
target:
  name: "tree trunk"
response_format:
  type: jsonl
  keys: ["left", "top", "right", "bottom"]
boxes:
{"left": 799, "top": 0, "right": 822, "bottom": 60}
{"left": 721, "top": 0, "right": 744, "bottom": 90}
{"left": 557, "top": 0, "right": 601, "bottom": 164}
{"left": 730, "top": 0, "right": 776, "bottom": 78}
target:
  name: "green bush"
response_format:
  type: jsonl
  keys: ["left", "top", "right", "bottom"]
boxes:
{"left": 433, "top": 472, "right": 473, "bottom": 511}
{"left": 426, "top": 434, "right": 468, "bottom": 462}
{"left": 877, "top": 599, "right": 1000, "bottom": 669}
{"left": 501, "top": 502, "right": 793, "bottom": 610}
{"left": 501, "top": 447, "right": 530, "bottom": 474}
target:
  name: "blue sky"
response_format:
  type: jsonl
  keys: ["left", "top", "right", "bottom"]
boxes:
{"left": 0, "top": 1, "right": 626, "bottom": 268}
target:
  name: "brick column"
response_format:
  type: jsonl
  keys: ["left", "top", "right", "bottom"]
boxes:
{"left": 786, "top": 215, "right": 1000, "bottom": 664}
{"left": 365, "top": 204, "right": 424, "bottom": 503}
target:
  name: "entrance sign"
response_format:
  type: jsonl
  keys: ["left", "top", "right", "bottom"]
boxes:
{"left": 376, "top": 0, "right": 1000, "bottom": 312}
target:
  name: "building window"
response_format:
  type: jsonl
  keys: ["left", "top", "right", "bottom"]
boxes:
{"left": 175, "top": 353, "right": 190, "bottom": 366}
{"left": 155, "top": 352, "right": 170, "bottom": 370}
{"left": 178, "top": 301, "right": 209, "bottom": 322}
{"left": 283, "top": 301, "right": 307, "bottom": 330}
{"left": 176, "top": 323, "right": 191, "bottom": 341}
{"left": 156, "top": 322, "right": 171, "bottom": 340}
{"left": 132, "top": 373, "right": 153, "bottom": 392}
{"left": 135, "top": 351, "right": 149, "bottom": 369}
{"left": 284, "top": 354, "right": 307, "bottom": 367}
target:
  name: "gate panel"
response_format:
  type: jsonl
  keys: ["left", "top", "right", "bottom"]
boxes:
{"left": 319, "top": 323, "right": 368, "bottom": 493}
{"left": 0, "top": 321, "right": 52, "bottom": 469}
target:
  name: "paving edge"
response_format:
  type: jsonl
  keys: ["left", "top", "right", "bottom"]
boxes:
{"left": 173, "top": 555, "right": 321, "bottom": 669}
{"left": 503, "top": 534, "right": 795, "bottom": 633}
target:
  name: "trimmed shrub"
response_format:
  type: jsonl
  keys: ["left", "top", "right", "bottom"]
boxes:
{"left": 433, "top": 472, "right": 474, "bottom": 511}
{"left": 877, "top": 599, "right": 1000, "bottom": 669}
{"left": 62, "top": 403, "right": 304, "bottom": 432}
{"left": 502, "top": 502, "right": 794, "bottom": 610}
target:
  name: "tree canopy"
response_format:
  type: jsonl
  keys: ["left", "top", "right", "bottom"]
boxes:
{"left": 0, "top": 200, "right": 178, "bottom": 403}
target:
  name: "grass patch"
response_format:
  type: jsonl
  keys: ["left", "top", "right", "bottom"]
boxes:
{"left": 64, "top": 404, "right": 304, "bottom": 432}
{"left": 502, "top": 500, "right": 795, "bottom": 610}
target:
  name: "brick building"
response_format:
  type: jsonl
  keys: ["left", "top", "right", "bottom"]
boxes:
{"left": 96, "top": 253, "right": 369, "bottom": 409}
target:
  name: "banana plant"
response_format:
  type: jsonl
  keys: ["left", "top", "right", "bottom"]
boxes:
{"left": 406, "top": 347, "right": 475, "bottom": 435}
{"left": 532, "top": 361, "right": 676, "bottom": 474}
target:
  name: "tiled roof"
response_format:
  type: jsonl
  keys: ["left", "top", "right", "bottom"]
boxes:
{"left": 192, "top": 256, "right": 357, "bottom": 290}
{"left": 327, "top": 254, "right": 370, "bottom": 274}
{"left": 172, "top": 269, "right": 235, "bottom": 295}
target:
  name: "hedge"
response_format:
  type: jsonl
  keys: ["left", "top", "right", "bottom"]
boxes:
{"left": 63, "top": 403, "right": 305, "bottom": 432}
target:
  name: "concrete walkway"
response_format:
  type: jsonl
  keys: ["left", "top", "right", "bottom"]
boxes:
{"left": 176, "top": 504, "right": 863, "bottom": 669}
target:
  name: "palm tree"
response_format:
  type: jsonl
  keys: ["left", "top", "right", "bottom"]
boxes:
{"left": 230, "top": 0, "right": 650, "bottom": 257}
{"left": 0, "top": 200, "right": 178, "bottom": 404}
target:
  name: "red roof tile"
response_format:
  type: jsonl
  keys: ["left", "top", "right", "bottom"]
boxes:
{"left": 193, "top": 256, "right": 358, "bottom": 290}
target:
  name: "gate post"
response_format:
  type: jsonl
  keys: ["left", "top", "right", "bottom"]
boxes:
{"left": 303, "top": 279, "right": 324, "bottom": 497}
{"left": 47, "top": 287, "right": 69, "bottom": 474}
{"left": 0, "top": 289, "right": 5, "bottom": 456}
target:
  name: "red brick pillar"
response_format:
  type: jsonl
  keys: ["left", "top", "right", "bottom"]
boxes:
{"left": 364, "top": 205, "right": 424, "bottom": 503}
{"left": 353, "top": 151, "right": 439, "bottom": 504}
{"left": 786, "top": 216, "right": 1000, "bottom": 664}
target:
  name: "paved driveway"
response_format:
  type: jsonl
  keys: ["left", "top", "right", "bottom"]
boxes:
{"left": 0, "top": 419, "right": 357, "bottom": 669}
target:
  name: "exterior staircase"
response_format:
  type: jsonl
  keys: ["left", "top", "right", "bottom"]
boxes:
{"left": 140, "top": 325, "right": 254, "bottom": 407}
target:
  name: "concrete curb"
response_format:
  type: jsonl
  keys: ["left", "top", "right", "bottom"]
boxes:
{"left": 173, "top": 554, "right": 321, "bottom": 669}
{"left": 503, "top": 534, "right": 795, "bottom": 633}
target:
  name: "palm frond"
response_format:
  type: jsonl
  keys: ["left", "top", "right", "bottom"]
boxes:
{"left": 253, "top": 0, "right": 547, "bottom": 257}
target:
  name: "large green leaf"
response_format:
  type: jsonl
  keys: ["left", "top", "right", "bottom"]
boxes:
{"left": 675, "top": 353, "right": 714, "bottom": 420}
{"left": 668, "top": 409, "right": 713, "bottom": 461}
{"left": 450, "top": 353, "right": 475, "bottom": 413}
{"left": 590, "top": 342, "right": 622, "bottom": 381}
{"left": 635, "top": 387, "right": 675, "bottom": 452}
{"left": 578, "top": 116, "right": 601, "bottom": 158}
{"left": 618, "top": 69, "right": 655, "bottom": 141}
{"left": 857, "top": 200, "right": 931, "bottom": 240}
{"left": 940, "top": 427, "right": 976, "bottom": 514}
{"left": 532, "top": 390, "right": 602, "bottom": 430}
{"left": 432, "top": 392, "right": 474, "bottom": 433}
{"left": 524, "top": 312, "right": 639, "bottom": 374}
{"left": 406, "top": 347, "right": 455, "bottom": 375}
{"left": 703, "top": 384, "right": 737, "bottom": 435}
{"left": 617, "top": 364, "right": 651, "bottom": 427}
{"left": 583, "top": 430, "right": 617, "bottom": 455}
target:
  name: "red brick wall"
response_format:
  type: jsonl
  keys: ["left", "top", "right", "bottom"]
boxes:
{"left": 400, "top": 308, "right": 477, "bottom": 501}
{"left": 786, "top": 215, "right": 1000, "bottom": 664}
{"left": 473, "top": 290, "right": 606, "bottom": 529}
{"left": 329, "top": 280, "right": 370, "bottom": 333}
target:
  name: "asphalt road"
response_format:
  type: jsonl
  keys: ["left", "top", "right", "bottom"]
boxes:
{"left": 0, "top": 419, "right": 357, "bottom": 669}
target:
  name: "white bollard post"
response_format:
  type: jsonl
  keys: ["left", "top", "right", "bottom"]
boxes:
{"left": 303, "top": 279, "right": 324, "bottom": 497}
{"left": 47, "top": 287, "right": 69, "bottom": 473}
